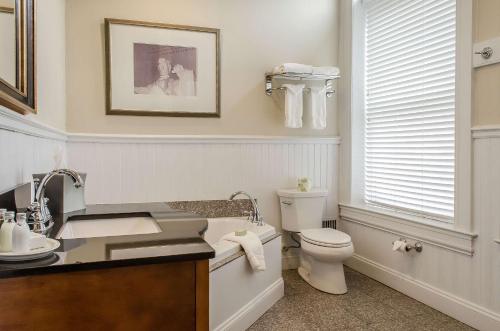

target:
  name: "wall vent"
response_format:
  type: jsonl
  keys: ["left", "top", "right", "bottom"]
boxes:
{"left": 322, "top": 219, "right": 336, "bottom": 229}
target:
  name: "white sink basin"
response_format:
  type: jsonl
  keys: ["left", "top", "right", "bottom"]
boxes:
{"left": 57, "top": 216, "right": 161, "bottom": 239}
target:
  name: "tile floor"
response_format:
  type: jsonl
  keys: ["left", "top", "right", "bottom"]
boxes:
{"left": 248, "top": 267, "right": 476, "bottom": 331}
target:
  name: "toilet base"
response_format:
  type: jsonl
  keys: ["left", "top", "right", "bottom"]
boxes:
{"left": 298, "top": 258, "right": 348, "bottom": 294}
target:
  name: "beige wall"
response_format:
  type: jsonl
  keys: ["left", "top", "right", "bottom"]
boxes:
{"left": 473, "top": 0, "right": 500, "bottom": 126}
{"left": 30, "top": 0, "right": 66, "bottom": 130}
{"left": 65, "top": 0, "right": 340, "bottom": 136}
{"left": 0, "top": 0, "right": 66, "bottom": 130}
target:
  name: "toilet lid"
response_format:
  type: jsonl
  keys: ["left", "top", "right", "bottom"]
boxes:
{"left": 301, "top": 228, "right": 352, "bottom": 248}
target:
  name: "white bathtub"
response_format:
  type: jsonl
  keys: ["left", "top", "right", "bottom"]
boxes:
{"left": 206, "top": 217, "right": 284, "bottom": 331}
{"left": 204, "top": 217, "right": 276, "bottom": 265}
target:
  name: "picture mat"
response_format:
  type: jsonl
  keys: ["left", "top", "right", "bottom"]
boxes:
{"left": 109, "top": 23, "right": 216, "bottom": 114}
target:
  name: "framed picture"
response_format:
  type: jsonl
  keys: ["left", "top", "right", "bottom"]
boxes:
{"left": 105, "top": 18, "right": 220, "bottom": 117}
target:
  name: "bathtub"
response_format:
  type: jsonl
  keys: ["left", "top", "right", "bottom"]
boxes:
{"left": 205, "top": 217, "right": 276, "bottom": 266}
{"left": 206, "top": 217, "right": 284, "bottom": 331}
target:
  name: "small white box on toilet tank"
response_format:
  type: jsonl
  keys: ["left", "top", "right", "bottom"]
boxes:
{"left": 277, "top": 189, "right": 328, "bottom": 232}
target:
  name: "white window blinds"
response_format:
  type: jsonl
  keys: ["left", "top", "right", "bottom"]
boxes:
{"left": 364, "top": 0, "right": 456, "bottom": 220}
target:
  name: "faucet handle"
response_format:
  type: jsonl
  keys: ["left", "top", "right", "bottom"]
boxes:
{"left": 243, "top": 210, "right": 254, "bottom": 221}
{"left": 33, "top": 178, "right": 40, "bottom": 196}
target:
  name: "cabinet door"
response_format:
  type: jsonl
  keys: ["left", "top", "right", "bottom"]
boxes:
{"left": 0, "top": 262, "right": 197, "bottom": 331}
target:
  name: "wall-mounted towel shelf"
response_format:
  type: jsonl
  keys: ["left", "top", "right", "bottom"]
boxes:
{"left": 265, "top": 72, "right": 340, "bottom": 97}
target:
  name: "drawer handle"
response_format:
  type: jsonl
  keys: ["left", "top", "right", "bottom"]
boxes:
{"left": 281, "top": 201, "right": 293, "bottom": 206}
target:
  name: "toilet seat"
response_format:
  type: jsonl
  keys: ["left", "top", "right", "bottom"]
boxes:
{"left": 301, "top": 228, "right": 352, "bottom": 248}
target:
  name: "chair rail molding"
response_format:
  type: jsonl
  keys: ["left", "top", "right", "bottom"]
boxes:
{"left": 472, "top": 125, "right": 500, "bottom": 139}
{"left": 0, "top": 107, "right": 67, "bottom": 141}
{"left": 67, "top": 133, "right": 341, "bottom": 145}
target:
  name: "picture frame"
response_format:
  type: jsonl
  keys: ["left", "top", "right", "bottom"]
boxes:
{"left": 104, "top": 18, "right": 220, "bottom": 117}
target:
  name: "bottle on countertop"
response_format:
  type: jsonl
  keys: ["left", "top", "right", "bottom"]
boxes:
{"left": 0, "top": 208, "right": 7, "bottom": 228}
{"left": 0, "top": 211, "right": 16, "bottom": 252}
{"left": 13, "top": 213, "right": 31, "bottom": 253}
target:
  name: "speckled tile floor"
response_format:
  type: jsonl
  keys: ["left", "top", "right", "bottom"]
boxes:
{"left": 248, "top": 267, "right": 476, "bottom": 331}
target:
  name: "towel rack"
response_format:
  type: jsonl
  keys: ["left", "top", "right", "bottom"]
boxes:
{"left": 265, "top": 72, "right": 340, "bottom": 97}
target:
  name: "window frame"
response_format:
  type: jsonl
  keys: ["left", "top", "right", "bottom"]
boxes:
{"left": 339, "top": 0, "right": 472, "bottom": 233}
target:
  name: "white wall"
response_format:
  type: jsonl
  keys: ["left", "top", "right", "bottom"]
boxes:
{"left": 338, "top": 132, "right": 500, "bottom": 331}
{"left": 66, "top": 135, "right": 339, "bottom": 232}
{"left": 0, "top": 109, "right": 66, "bottom": 193}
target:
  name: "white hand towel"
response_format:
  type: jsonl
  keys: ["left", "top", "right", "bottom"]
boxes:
{"left": 310, "top": 86, "right": 327, "bottom": 130}
{"left": 272, "top": 63, "right": 313, "bottom": 75}
{"left": 282, "top": 84, "right": 305, "bottom": 128}
{"left": 312, "top": 66, "right": 340, "bottom": 76}
{"left": 222, "top": 231, "right": 266, "bottom": 271}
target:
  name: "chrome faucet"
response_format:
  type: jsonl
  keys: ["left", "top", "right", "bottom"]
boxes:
{"left": 228, "top": 191, "right": 264, "bottom": 226}
{"left": 29, "top": 169, "right": 84, "bottom": 234}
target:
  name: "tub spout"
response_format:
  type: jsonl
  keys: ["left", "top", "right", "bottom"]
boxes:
{"left": 228, "top": 191, "right": 264, "bottom": 226}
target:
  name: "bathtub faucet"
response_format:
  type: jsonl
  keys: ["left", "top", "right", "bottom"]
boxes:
{"left": 228, "top": 191, "right": 264, "bottom": 226}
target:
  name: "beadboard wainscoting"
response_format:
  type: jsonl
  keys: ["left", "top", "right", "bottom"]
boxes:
{"left": 0, "top": 109, "right": 67, "bottom": 193}
{"left": 66, "top": 134, "right": 340, "bottom": 232}
{"left": 339, "top": 127, "right": 500, "bottom": 331}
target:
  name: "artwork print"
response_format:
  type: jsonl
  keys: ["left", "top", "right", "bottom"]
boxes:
{"left": 133, "top": 43, "right": 197, "bottom": 97}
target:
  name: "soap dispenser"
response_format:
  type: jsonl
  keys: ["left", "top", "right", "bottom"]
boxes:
{"left": 0, "top": 211, "right": 16, "bottom": 252}
{"left": 13, "top": 213, "right": 31, "bottom": 253}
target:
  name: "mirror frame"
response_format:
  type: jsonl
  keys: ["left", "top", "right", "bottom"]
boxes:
{"left": 0, "top": 0, "right": 36, "bottom": 115}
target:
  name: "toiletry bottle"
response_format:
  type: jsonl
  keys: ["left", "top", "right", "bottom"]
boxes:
{"left": 13, "top": 213, "right": 31, "bottom": 253}
{"left": 0, "top": 211, "right": 16, "bottom": 252}
{"left": 0, "top": 208, "right": 7, "bottom": 228}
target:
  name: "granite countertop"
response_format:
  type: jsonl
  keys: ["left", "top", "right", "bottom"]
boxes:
{"left": 0, "top": 202, "right": 215, "bottom": 278}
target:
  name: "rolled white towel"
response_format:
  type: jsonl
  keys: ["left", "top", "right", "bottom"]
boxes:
{"left": 282, "top": 84, "right": 305, "bottom": 128}
{"left": 222, "top": 231, "right": 266, "bottom": 271}
{"left": 310, "top": 86, "right": 327, "bottom": 130}
{"left": 312, "top": 66, "right": 340, "bottom": 76}
{"left": 272, "top": 63, "right": 313, "bottom": 75}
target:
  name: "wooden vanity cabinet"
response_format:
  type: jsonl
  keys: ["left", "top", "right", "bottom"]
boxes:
{"left": 0, "top": 260, "right": 209, "bottom": 331}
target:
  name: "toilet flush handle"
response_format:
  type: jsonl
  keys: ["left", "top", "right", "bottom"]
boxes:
{"left": 281, "top": 201, "right": 293, "bottom": 206}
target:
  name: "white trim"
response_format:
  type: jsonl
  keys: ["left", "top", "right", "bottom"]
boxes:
{"left": 67, "top": 133, "right": 341, "bottom": 145}
{"left": 212, "top": 277, "right": 284, "bottom": 331}
{"left": 0, "top": 108, "right": 341, "bottom": 145}
{"left": 337, "top": 0, "right": 354, "bottom": 204}
{"left": 346, "top": 254, "right": 500, "bottom": 331}
{"left": 454, "top": 0, "right": 474, "bottom": 232}
{"left": 472, "top": 126, "right": 500, "bottom": 139}
{"left": 0, "top": 107, "right": 67, "bottom": 141}
{"left": 340, "top": 203, "right": 477, "bottom": 255}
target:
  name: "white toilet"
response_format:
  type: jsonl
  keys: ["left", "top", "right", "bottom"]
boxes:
{"left": 277, "top": 188, "right": 354, "bottom": 294}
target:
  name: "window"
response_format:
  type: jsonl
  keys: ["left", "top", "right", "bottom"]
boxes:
{"left": 363, "top": 0, "right": 456, "bottom": 221}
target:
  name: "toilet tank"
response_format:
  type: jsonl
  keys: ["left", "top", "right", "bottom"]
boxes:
{"left": 277, "top": 189, "right": 328, "bottom": 232}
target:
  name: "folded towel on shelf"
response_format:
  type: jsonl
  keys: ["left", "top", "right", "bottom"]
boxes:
{"left": 222, "top": 231, "right": 266, "bottom": 271}
{"left": 282, "top": 84, "right": 305, "bottom": 128}
{"left": 310, "top": 86, "right": 327, "bottom": 130}
{"left": 272, "top": 63, "right": 313, "bottom": 75}
{"left": 312, "top": 66, "right": 340, "bottom": 76}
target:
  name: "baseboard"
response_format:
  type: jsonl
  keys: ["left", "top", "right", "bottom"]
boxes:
{"left": 212, "top": 277, "right": 284, "bottom": 331}
{"left": 346, "top": 254, "right": 500, "bottom": 331}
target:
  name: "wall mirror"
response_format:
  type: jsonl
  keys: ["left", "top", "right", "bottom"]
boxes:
{"left": 0, "top": 0, "right": 36, "bottom": 114}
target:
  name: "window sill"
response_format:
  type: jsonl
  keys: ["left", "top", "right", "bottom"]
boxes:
{"left": 339, "top": 203, "right": 477, "bottom": 256}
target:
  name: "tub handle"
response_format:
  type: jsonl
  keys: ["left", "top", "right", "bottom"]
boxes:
{"left": 281, "top": 201, "right": 293, "bottom": 206}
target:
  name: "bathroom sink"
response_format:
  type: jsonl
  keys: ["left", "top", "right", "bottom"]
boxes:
{"left": 57, "top": 216, "right": 161, "bottom": 239}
